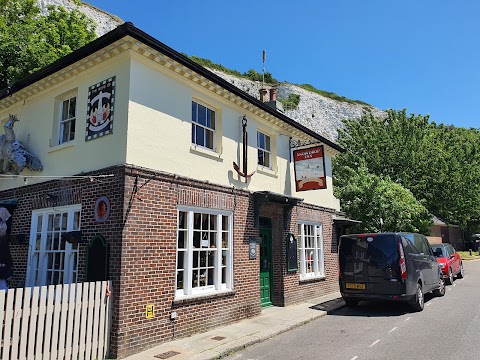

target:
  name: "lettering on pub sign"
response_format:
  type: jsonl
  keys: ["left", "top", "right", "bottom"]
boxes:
{"left": 293, "top": 145, "right": 327, "bottom": 192}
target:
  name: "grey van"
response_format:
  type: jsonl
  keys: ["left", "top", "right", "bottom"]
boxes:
{"left": 338, "top": 232, "right": 446, "bottom": 311}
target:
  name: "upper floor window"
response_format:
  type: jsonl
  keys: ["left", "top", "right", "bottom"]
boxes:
{"left": 59, "top": 95, "right": 77, "bottom": 144}
{"left": 257, "top": 131, "right": 271, "bottom": 168}
{"left": 298, "top": 222, "right": 325, "bottom": 279}
{"left": 26, "top": 205, "right": 81, "bottom": 287}
{"left": 192, "top": 101, "right": 216, "bottom": 150}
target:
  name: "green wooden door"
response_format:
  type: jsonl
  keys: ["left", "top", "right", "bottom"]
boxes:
{"left": 259, "top": 218, "right": 273, "bottom": 307}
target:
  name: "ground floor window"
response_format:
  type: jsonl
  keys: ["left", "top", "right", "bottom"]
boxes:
{"left": 298, "top": 222, "right": 325, "bottom": 279}
{"left": 176, "top": 207, "right": 233, "bottom": 298}
{"left": 26, "top": 205, "right": 81, "bottom": 287}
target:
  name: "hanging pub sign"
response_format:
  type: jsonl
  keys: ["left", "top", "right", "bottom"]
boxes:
{"left": 293, "top": 145, "right": 327, "bottom": 192}
{"left": 85, "top": 76, "right": 116, "bottom": 141}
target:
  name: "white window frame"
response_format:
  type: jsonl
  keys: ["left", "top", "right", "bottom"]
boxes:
{"left": 298, "top": 222, "right": 325, "bottom": 279}
{"left": 176, "top": 206, "right": 233, "bottom": 299}
{"left": 26, "top": 204, "right": 81, "bottom": 287}
{"left": 58, "top": 94, "right": 77, "bottom": 145}
{"left": 191, "top": 100, "right": 216, "bottom": 151}
{"left": 257, "top": 131, "right": 271, "bottom": 169}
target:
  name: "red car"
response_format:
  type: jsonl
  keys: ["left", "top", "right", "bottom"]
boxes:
{"left": 431, "top": 243, "right": 464, "bottom": 285}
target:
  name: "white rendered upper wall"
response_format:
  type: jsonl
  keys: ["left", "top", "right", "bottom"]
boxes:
{"left": 0, "top": 42, "right": 340, "bottom": 211}
{"left": 0, "top": 54, "right": 130, "bottom": 190}
{"left": 126, "top": 55, "right": 340, "bottom": 210}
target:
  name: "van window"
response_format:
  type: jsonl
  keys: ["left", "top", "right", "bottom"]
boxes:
{"left": 418, "top": 236, "right": 431, "bottom": 255}
{"left": 403, "top": 233, "right": 430, "bottom": 255}
{"left": 339, "top": 234, "right": 399, "bottom": 268}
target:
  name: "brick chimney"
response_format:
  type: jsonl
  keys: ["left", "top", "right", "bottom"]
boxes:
{"left": 269, "top": 88, "right": 277, "bottom": 102}
{"left": 259, "top": 88, "right": 268, "bottom": 102}
{"left": 264, "top": 87, "right": 284, "bottom": 114}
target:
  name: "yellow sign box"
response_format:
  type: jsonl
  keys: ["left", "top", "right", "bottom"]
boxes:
{"left": 146, "top": 304, "right": 154, "bottom": 319}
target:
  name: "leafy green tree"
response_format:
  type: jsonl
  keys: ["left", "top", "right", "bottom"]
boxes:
{"left": 336, "top": 166, "right": 432, "bottom": 234}
{"left": 424, "top": 124, "right": 480, "bottom": 225}
{"left": 334, "top": 109, "right": 480, "bottom": 228}
{"left": 0, "top": 0, "right": 96, "bottom": 87}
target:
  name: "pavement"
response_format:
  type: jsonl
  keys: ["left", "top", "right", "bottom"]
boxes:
{"left": 122, "top": 292, "right": 345, "bottom": 360}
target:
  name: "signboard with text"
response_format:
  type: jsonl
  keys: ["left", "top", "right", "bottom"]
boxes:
{"left": 293, "top": 145, "right": 327, "bottom": 192}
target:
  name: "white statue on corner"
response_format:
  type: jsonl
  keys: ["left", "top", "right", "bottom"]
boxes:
{"left": 0, "top": 115, "right": 43, "bottom": 175}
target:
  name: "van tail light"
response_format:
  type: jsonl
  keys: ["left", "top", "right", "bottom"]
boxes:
{"left": 338, "top": 256, "right": 341, "bottom": 279}
{"left": 398, "top": 242, "right": 407, "bottom": 280}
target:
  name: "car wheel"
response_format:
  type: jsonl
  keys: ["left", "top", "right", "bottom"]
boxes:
{"left": 446, "top": 268, "right": 454, "bottom": 285}
{"left": 457, "top": 263, "right": 464, "bottom": 279}
{"left": 433, "top": 277, "right": 446, "bottom": 297}
{"left": 410, "top": 283, "right": 424, "bottom": 312}
{"left": 343, "top": 297, "right": 359, "bottom": 307}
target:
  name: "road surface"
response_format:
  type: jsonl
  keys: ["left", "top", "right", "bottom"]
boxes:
{"left": 225, "top": 260, "right": 480, "bottom": 360}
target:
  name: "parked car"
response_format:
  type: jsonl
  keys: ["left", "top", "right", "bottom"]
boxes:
{"left": 339, "top": 232, "right": 446, "bottom": 312}
{"left": 431, "top": 243, "right": 464, "bottom": 285}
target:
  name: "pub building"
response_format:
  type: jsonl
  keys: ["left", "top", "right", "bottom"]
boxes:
{"left": 0, "top": 22, "right": 355, "bottom": 358}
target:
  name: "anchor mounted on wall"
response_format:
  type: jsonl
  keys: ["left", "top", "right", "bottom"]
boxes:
{"left": 233, "top": 115, "right": 255, "bottom": 183}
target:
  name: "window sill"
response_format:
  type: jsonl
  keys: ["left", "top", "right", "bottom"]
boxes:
{"left": 299, "top": 275, "right": 326, "bottom": 284}
{"left": 173, "top": 289, "right": 235, "bottom": 307}
{"left": 190, "top": 145, "right": 223, "bottom": 161}
{"left": 256, "top": 165, "right": 277, "bottom": 178}
{"left": 49, "top": 141, "right": 76, "bottom": 153}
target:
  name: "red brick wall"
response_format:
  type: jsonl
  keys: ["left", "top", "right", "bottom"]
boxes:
{"left": 427, "top": 236, "right": 443, "bottom": 245}
{"left": 113, "top": 167, "right": 261, "bottom": 358}
{"left": 428, "top": 224, "right": 464, "bottom": 249}
{"left": 287, "top": 204, "right": 339, "bottom": 305}
{"left": 0, "top": 166, "right": 125, "bottom": 289}
{"left": 113, "top": 167, "right": 340, "bottom": 357}
{"left": 259, "top": 203, "right": 339, "bottom": 307}
{"left": 0, "top": 166, "right": 126, "bottom": 358}
{"left": 1, "top": 164, "right": 340, "bottom": 358}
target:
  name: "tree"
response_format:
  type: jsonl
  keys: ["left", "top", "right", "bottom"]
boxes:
{"left": 336, "top": 166, "right": 432, "bottom": 234}
{"left": 0, "top": 0, "right": 96, "bottom": 87}
{"left": 334, "top": 109, "right": 480, "bottom": 228}
{"left": 424, "top": 124, "right": 480, "bottom": 225}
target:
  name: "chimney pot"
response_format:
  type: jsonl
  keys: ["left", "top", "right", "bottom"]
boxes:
{"left": 269, "top": 88, "right": 277, "bottom": 102}
{"left": 259, "top": 88, "right": 268, "bottom": 102}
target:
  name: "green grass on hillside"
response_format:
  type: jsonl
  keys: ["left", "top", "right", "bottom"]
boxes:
{"left": 188, "top": 56, "right": 278, "bottom": 84}
{"left": 187, "top": 55, "right": 370, "bottom": 106}
{"left": 279, "top": 93, "right": 301, "bottom": 110}
{"left": 297, "top": 84, "right": 370, "bottom": 106}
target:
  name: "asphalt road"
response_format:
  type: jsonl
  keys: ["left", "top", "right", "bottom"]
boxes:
{"left": 225, "top": 260, "right": 480, "bottom": 360}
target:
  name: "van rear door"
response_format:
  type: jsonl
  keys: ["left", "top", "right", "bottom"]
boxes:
{"left": 339, "top": 234, "right": 404, "bottom": 295}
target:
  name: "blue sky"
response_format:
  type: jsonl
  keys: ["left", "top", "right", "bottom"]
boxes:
{"left": 87, "top": 0, "right": 479, "bottom": 129}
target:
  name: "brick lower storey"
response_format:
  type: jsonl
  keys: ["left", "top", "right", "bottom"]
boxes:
{"left": 1, "top": 164, "right": 341, "bottom": 358}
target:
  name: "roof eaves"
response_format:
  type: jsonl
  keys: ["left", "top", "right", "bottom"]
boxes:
{"left": 0, "top": 22, "right": 345, "bottom": 153}
{"left": 123, "top": 24, "right": 345, "bottom": 153}
{"left": 0, "top": 23, "right": 129, "bottom": 100}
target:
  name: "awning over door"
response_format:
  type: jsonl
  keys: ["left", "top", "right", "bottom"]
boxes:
{"left": 332, "top": 214, "right": 361, "bottom": 226}
{"left": 253, "top": 191, "right": 303, "bottom": 229}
